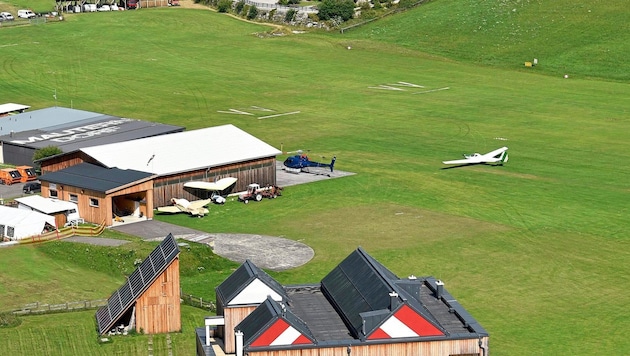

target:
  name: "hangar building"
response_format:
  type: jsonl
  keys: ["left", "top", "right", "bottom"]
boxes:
{"left": 0, "top": 107, "right": 183, "bottom": 166}
{"left": 196, "top": 247, "right": 489, "bottom": 356}
{"left": 38, "top": 124, "right": 282, "bottom": 226}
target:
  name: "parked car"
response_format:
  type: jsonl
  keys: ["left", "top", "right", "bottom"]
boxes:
{"left": 23, "top": 181, "right": 41, "bottom": 194}
{"left": 0, "top": 12, "right": 15, "bottom": 21}
{"left": 17, "top": 9, "right": 36, "bottom": 19}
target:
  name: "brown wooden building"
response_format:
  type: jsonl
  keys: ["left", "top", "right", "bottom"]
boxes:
{"left": 197, "top": 248, "right": 489, "bottom": 356}
{"left": 38, "top": 124, "right": 282, "bottom": 225}
{"left": 96, "top": 234, "right": 181, "bottom": 335}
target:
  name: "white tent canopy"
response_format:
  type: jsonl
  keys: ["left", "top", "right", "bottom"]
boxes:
{"left": 0, "top": 206, "right": 56, "bottom": 241}
{"left": 15, "top": 195, "right": 79, "bottom": 214}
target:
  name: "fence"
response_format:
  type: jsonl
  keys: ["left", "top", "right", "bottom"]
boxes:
{"left": 181, "top": 292, "right": 216, "bottom": 312}
{"left": 242, "top": 0, "right": 318, "bottom": 14}
{"left": 19, "top": 221, "right": 106, "bottom": 245}
{"left": 8, "top": 299, "right": 108, "bottom": 316}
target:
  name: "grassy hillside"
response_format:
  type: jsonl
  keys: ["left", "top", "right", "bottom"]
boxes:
{"left": 0, "top": 4, "right": 629, "bottom": 355}
{"left": 347, "top": 0, "right": 630, "bottom": 81}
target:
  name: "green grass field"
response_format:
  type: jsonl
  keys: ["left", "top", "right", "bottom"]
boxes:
{"left": 1, "top": 1, "right": 629, "bottom": 355}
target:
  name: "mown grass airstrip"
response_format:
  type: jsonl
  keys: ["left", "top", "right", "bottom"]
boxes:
{"left": 0, "top": 1, "right": 629, "bottom": 354}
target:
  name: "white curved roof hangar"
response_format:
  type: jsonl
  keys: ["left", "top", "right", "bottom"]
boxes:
{"left": 81, "top": 124, "right": 282, "bottom": 176}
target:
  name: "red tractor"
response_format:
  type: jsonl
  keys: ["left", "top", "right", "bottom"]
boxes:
{"left": 238, "top": 184, "right": 283, "bottom": 204}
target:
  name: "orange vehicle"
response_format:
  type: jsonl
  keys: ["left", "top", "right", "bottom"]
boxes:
{"left": 0, "top": 168, "right": 22, "bottom": 185}
{"left": 15, "top": 166, "right": 37, "bottom": 182}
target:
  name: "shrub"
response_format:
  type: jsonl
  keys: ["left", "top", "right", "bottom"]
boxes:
{"left": 247, "top": 5, "right": 258, "bottom": 20}
{"left": 317, "top": 0, "right": 355, "bottom": 22}
{"left": 285, "top": 9, "right": 297, "bottom": 22}
{"left": 217, "top": 0, "right": 232, "bottom": 12}
{"left": 235, "top": 0, "right": 245, "bottom": 14}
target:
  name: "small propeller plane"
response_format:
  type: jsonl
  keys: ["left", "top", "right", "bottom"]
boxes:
{"left": 156, "top": 198, "right": 212, "bottom": 217}
{"left": 442, "top": 147, "right": 509, "bottom": 166}
{"left": 283, "top": 154, "right": 336, "bottom": 173}
{"left": 183, "top": 177, "right": 238, "bottom": 204}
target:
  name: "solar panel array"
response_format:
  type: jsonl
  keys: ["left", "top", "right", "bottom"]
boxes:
{"left": 96, "top": 234, "right": 180, "bottom": 335}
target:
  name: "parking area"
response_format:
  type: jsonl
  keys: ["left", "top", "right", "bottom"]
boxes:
{"left": 0, "top": 181, "right": 32, "bottom": 203}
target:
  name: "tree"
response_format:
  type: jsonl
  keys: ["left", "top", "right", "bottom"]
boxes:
{"left": 247, "top": 5, "right": 258, "bottom": 20}
{"left": 33, "top": 146, "right": 63, "bottom": 162}
{"left": 317, "top": 0, "right": 355, "bottom": 22}
{"left": 217, "top": 0, "right": 232, "bottom": 12}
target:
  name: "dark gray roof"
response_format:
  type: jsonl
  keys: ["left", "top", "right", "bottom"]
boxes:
{"left": 38, "top": 162, "right": 153, "bottom": 194}
{"left": 224, "top": 248, "right": 487, "bottom": 353}
{"left": 96, "top": 234, "right": 180, "bottom": 335}
{"left": 215, "top": 259, "right": 287, "bottom": 305}
{"left": 237, "top": 296, "right": 315, "bottom": 348}
{"left": 286, "top": 285, "right": 351, "bottom": 342}
{"left": 0, "top": 106, "right": 183, "bottom": 152}
{"left": 320, "top": 247, "right": 398, "bottom": 337}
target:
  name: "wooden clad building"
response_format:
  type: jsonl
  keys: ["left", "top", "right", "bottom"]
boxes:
{"left": 96, "top": 234, "right": 181, "bottom": 335}
{"left": 197, "top": 248, "right": 489, "bottom": 356}
{"left": 38, "top": 124, "right": 282, "bottom": 225}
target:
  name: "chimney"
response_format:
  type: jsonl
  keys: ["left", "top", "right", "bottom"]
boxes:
{"left": 389, "top": 292, "right": 399, "bottom": 310}
{"left": 435, "top": 280, "right": 444, "bottom": 299}
{"left": 235, "top": 330, "right": 244, "bottom": 356}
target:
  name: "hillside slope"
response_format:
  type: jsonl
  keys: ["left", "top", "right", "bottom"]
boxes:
{"left": 347, "top": 0, "right": 630, "bottom": 81}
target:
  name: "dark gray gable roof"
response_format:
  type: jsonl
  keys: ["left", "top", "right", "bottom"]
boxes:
{"left": 95, "top": 234, "right": 180, "bottom": 335}
{"left": 320, "top": 247, "right": 399, "bottom": 337}
{"left": 39, "top": 162, "right": 153, "bottom": 193}
{"left": 238, "top": 296, "right": 315, "bottom": 348}
{"left": 215, "top": 259, "right": 287, "bottom": 305}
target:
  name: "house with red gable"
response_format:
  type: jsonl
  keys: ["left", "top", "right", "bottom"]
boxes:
{"left": 196, "top": 247, "right": 489, "bottom": 356}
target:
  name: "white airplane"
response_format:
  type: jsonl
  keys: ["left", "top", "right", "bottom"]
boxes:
{"left": 443, "top": 147, "right": 509, "bottom": 166}
{"left": 156, "top": 198, "right": 212, "bottom": 217}
{"left": 183, "top": 177, "right": 238, "bottom": 204}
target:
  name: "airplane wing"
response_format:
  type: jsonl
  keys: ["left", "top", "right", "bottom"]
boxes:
{"left": 187, "top": 199, "right": 212, "bottom": 210}
{"left": 184, "top": 177, "right": 238, "bottom": 191}
{"left": 481, "top": 146, "right": 508, "bottom": 162}
{"left": 442, "top": 158, "right": 478, "bottom": 165}
{"left": 156, "top": 206, "right": 183, "bottom": 213}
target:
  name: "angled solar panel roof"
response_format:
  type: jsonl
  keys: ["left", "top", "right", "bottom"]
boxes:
{"left": 96, "top": 234, "right": 180, "bottom": 335}
{"left": 320, "top": 247, "right": 398, "bottom": 336}
{"left": 39, "top": 162, "right": 154, "bottom": 194}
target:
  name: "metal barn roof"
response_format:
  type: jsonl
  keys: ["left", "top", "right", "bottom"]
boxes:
{"left": 0, "top": 103, "right": 30, "bottom": 115}
{"left": 80, "top": 124, "right": 282, "bottom": 176}
{"left": 0, "top": 106, "right": 183, "bottom": 152}
{"left": 39, "top": 162, "right": 154, "bottom": 194}
{"left": 15, "top": 195, "right": 78, "bottom": 214}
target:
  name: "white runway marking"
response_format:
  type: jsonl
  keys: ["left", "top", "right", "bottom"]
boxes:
{"left": 412, "top": 87, "right": 450, "bottom": 94}
{"left": 258, "top": 111, "right": 301, "bottom": 120}
{"left": 250, "top": 106, "right": 274, "bottom": 112}
{"left": 216, "top": 109, "right": 254, "bottom": 115}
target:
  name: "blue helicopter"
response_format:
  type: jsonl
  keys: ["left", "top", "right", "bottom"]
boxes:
{"left": 283, "top": 154, "right": 336, "bottom": 173}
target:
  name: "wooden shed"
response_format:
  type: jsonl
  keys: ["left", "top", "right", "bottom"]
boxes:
{"left": 197, "top": 248, "right": 489, "bottom": 356}
{"left": 96, "top": 234, "right": 181, "bottom": 335}
{"left": 38, "top": 163, "right": 155, "bottom": 226}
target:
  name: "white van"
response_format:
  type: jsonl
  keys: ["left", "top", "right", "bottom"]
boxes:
{"left": 17, "top": 9, "right": 36, "bottom": 19}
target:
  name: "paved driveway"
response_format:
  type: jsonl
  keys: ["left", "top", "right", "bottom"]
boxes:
{"left": 111, "top": 220, "right": 314, "bottom": 271}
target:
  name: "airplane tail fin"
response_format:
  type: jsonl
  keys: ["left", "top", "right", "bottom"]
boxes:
{"left": 330, "top": 156, "right": 336, "bottom": 172}
{"left": 500, "top": 151, "right": 509, "bottom": 164}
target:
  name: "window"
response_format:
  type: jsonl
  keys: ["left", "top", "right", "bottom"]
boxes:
{"left": 50, "top": 190, "right": 58, "bottom": 199}
{"left": 7, "top": 226, "right": 15, "bottom": 238}
{"left": 69, "top": 194, "right": 78, "bottom": 202}
{"left": 89, "top": 198, "right": 99, "bottom": 207}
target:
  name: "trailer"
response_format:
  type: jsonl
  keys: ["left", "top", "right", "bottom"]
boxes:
{"left": 0, "top": 168, "right": 22, "bottom": 185}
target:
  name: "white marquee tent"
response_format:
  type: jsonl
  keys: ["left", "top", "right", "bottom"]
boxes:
{"left": 0, "top": 206, "right": 56, "bottom": 241}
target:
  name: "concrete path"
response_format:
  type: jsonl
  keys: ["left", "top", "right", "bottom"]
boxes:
{"left": 110, "top": 220, "right": 313, "bottom": 271}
